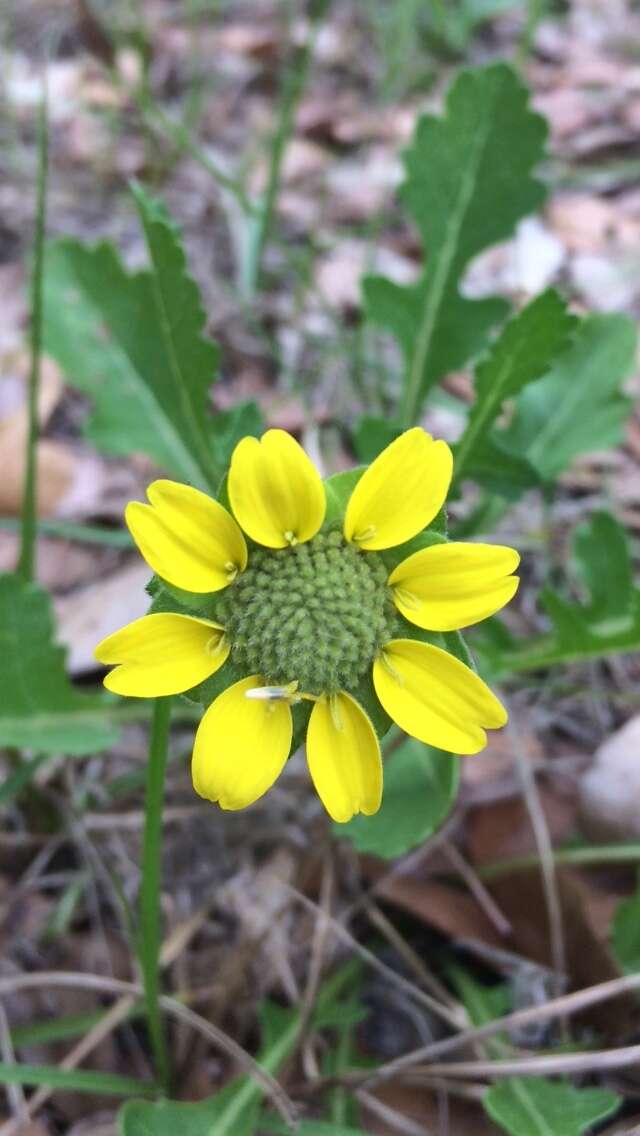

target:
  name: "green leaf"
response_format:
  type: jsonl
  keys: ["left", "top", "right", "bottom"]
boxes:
{"left": 352, "top": 417, "right": 400, "bottom": 462}
{"left": 43, "top": 186, "right": 220, "bottom": 491}
{"left": 456, "top": 435, "right": 540, "bottom": 499}
{"left": 454, "top": 290, "right": 577, "bottom": 486}
{"left": 323, "top": 468, "right": 365, "bottom": 527}
{"left": 119, "top": 1001, "right": 300, "bottom": 1136}
{"left": 210, "top": 400, "right": 264, "bottom": 476}
{"left": 484, "top": 1078, "right": 620, "bottom": 1136}
{"left": 337, "top": 737, "right": 459, "bottom": 858}
{"left": 485, "top": 511, "right": 640, "bottom": 677}
{"left": 364, "top": 63, "right": 547, "bottom": 423}
{"left": 0, "top": 1062, "right": 154, "bottom": 1097}
{"left": 119, "top": 1085, "right": 259, "bottom": 1136}
{"left": 500, "top": 314, "right": 636, "bottom": 481}
{"left": 611, "top": 882, "right": 640, "bottom": 975}
{"left": 0, "top": 573, "right": 118, "bottom": 754}
{"left": 448, "top": 965, "right": 511, "bottom": 1028}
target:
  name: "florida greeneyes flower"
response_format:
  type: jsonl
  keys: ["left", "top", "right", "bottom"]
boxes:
{"left": 94, "top": 428, "right": 519, "bottom": 823}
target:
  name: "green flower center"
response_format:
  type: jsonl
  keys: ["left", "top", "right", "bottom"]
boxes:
{"left": 216, "top": 531, "right": 398, "bottom": 695}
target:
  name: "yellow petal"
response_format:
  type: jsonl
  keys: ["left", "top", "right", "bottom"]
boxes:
{"left": 373, "top": 638, "right": 506, "bottom": 755}
{"left": 306, "top": 692, "right": 382, "bottom": 823}
{"left": 389, "top": 542, "right": 520, "bottom": 631}
{"left": 94, "top": 613, "right": 229, "bottom": 697}
{"left": 344, "top": 428, "right": 453, "bottom": 551}
{"left": 192, "top": 675, "right": 292, "bottom": 809}
{"left": 126, "top": 480, "right": 247, "bottom": 593}
{"left": 228, "top": 429, "right": 326, "bottom": 548}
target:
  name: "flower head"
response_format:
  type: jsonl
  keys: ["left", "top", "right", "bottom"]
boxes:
{"left": 95, "top": 428, "right": 519, "bottom": 823}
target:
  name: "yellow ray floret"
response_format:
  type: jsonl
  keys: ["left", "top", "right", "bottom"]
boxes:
{"left": 94, "top": 613, "right": 229, "bottom": 697}
{"left": 389, "top": 542, "right": 520, "bottom": 631}
{"left": 343, "top": 428, "right": 453, "bottom": 551}
{"left": 192, "top": 675, "right": 293, "bottom": 809}
{"left": 228, "top": 429, "right": 326, "bottom": 548}
{"left": 306, "top": 692, "right": 382, "bottom": 823}
{"left": 373, "top": 638, "right": 507, "bottom": 755}
{"left": 126, "top": 480, "right": 247, "bottom": 593}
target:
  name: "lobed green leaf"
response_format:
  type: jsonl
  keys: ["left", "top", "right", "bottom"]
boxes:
{"left": 484, "top": 1078, "right": 620, "bottom": 1136}
{"left": 0, "top": 573, "right": 118, "bottom": 754}
{"left": 454, "top": 290, "right": 577, "bottom": 488}
{"left": 499, "top": 314, "right": 636, "bottom": 481}
{"left": 43, "top": 186, "right": 221, "bottom": 491}
{"left": 481, "top": 511, "right": 640, "bottom": 677}
{"left": 364, "top": 62, "right": 547, "bottom": 424}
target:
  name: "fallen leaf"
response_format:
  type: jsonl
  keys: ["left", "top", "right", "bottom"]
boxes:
{"left": 364, "top": 1083, "right": 497, "bottom": 1135}
{"left": 369, "top": 873, "right": 504, "bottom": 949}
{"left": 467, "top": 787, "right": 577, "bottom": 868}
{"left": 54, "top": 561, "right": 151, "bottom": 673}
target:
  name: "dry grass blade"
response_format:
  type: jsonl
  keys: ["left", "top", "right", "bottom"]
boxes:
{"left": 413, "top": 1044, "right": 640, "bottom": 1079}
{"left": 281, "top": 880, "right": 463, "bottom": 1030}
{"left": 354, "top": 971, "right": 640, "bottom": 1088}
{"left": 0, "top": 972, "right": 297, "bottom": 1128}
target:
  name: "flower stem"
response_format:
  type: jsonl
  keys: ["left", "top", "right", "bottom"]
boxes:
{"left": 139, "top": 696, "right": 172, "bottom": 1092}
{"left": 18, "top": 83, "right": 48, "bottom": 584}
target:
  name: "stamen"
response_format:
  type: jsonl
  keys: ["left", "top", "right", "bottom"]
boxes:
{"left": 378, "top": 648, "right": 405, "bottom": 685}
{"left": 225, "top": 561, "right": 239, "bottom": 582}
{"left": 353, "top": 525, "right": 377, "bottom": 544}
{"left": 329, "top": 693, "right": 343, "bottom": 732}
{"left": 283, "top": 530, "right": 298, "bottom": 547}
{"left": 205, "top": 633, "right": 227, "bottom": 658}
{"left": 245, "top": 680, "right": 301, "bottom": 705}
{"left": 393, "top": 585, "right": 421, "bottom": 612}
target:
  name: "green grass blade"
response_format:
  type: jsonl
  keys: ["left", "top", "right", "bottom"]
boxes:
{"left": 0, "top": 1062, "right": 155, "bottom": 1096}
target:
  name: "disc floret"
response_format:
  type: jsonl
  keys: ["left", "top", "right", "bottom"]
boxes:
{"left": 216, "top": 530, "right": 398, "bottom": 695}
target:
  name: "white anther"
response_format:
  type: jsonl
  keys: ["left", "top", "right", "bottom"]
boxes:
{"left": 245, "top": 681, "right": 300, "bottom": 704}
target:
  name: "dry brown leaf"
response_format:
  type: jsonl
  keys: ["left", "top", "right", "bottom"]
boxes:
{"left": 487, "top": 868, "right": 635, "bottom": 1038}
{"left": 54, "top": 561, "right": 151, "bottom": 673}
{"left": 369, "top": 874, "right": 504, "bottom": 950}
{"left": 364, "top": 1083, "right": 496, "bottom": 1135}
{"left": 467, "top": 786, "right": 577, "bottom": 868}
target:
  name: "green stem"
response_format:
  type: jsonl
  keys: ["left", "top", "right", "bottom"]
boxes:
{"left": 243, "top": 0, "right": 330, "bottom": 297}
{"left": 479, "top": 842, "right": 640, "bottom": 880}
{"left": 139, "top": 697, "right": 172, "bottom": 1092}
{"left": 18, "top": 85, "right": 48, "bottom": 583}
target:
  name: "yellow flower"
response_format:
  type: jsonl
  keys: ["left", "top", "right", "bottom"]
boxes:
{"left": 95, "top": 428, "right": 519, "bottom": 823}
